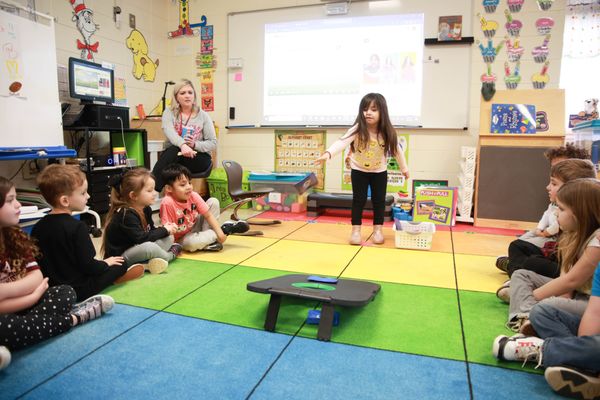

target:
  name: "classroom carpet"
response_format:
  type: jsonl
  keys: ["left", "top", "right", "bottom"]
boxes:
{"left": 1, "top": 215, "right": 566, "bottom": 399}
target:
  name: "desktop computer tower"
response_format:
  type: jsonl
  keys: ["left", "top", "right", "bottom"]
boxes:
{"left": 76, "top": 105, "right": 130, "bottom": 129}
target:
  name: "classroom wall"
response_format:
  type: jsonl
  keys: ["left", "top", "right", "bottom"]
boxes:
{"left": 169, "top": 0, "right": 566, "bottom": 193}
{"left": 2, "top": 0, "right": 567, "bottom": 194}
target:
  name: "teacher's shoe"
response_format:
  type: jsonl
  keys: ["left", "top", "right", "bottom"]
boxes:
{"left": 545, "top": 366, "right": 600, "bottom": 400}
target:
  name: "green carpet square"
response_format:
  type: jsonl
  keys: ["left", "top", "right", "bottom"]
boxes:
{"left": 298, "top": 282, "right": 466, "bottom": 361}
{"left": 460, "top": 290, "right": 540, "bottom": 372}
{"left": 165, "top": 266, "right": 314, "bottom": 335}
{"left": 102, "top": 259, "right": 232, "bottom": 310}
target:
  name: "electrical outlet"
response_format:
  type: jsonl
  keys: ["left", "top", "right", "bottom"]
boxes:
{"left": 129, "top": 13, "right": 136, "bottom": 29}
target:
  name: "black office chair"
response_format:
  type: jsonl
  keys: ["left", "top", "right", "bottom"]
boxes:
{"left": 222, "top": 160, "right": 281, "bottom": 235}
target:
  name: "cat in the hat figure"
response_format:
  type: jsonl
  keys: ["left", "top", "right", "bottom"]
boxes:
{"left": 69, "top": 0, "right": 99, "bottom": 61}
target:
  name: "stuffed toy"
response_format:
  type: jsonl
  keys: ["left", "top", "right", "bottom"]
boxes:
{"left": 579, "top": 98, "right": 599, "bottom": 120}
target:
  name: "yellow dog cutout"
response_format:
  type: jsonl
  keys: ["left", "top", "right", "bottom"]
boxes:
{"left": 126, "top": 29, "right": 159, "bottom": 82}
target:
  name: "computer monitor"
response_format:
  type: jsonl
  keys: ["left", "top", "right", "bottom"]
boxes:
{"left": 68, "top": 57, "right": 114, "bottom": 104}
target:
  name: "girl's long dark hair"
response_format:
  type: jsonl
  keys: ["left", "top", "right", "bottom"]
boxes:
{"left": 0, "top": 176, "right": 39, "bottom": 278}
{"left": 351, "top": 93, "right": 398, "bottom": 157}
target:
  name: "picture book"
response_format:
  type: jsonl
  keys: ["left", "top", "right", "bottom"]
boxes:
{"left": 491, "top": 104, "right": 537, "bottom": 134}
{"left": 438, "top": 16, "right": 462, "bottom": 41}
{"left": 413, "top": 186, "right": 457, "bottom": 226}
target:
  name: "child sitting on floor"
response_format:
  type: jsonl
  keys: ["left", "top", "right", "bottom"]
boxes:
{"left": 32, "top": 164, "right": 143, "bottom": 302}
{"left": 495, "top": 159, "right": 596, "bottom": 298}
{"left": 502, "top": 178, "right": 600, "bottom": 333}
{"left": 159, "top": 164, "right": 249, "bottom": 252}
{"left": 0, "top": 176, "right": 113, "bottom": 371}
{"left": 103, "top": 168, "right": 181, "bottom": 275}
{"left": 493, "top": 260, "right": 600, "bottom": 400}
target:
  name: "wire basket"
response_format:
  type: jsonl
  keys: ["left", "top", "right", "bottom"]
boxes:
{"left": 393, "top": 221, "right": 436, "bottom": 250}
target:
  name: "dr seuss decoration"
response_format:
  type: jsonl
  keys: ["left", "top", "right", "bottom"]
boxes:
{"left": 68, "top": 0, "right": 99, "bottom": 61}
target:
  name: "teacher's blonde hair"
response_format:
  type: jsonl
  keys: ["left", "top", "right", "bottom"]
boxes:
{"left": 169, "top": 79, "right": 199, "bottom": 118}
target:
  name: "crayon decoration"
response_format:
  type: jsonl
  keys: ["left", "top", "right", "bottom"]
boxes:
{"left": 535, "top": 17, "right": 554, "bottom": 35}
{"left": 532, "top": 61, "right": 550, "bottom": 89}
{"left": 537, "top": 0, "right": 554, "bottom": 10}
{"left": 505, "top": 10, "right": 523, "bottom": 37}
{"left": 504, "top": 61, "right": 521, "bottom": 89}
{"left": 483, "top": 0, "right": 500, "bottom": 13}
{"left": 478, "top": 13, "right": 499, "bottom": 38}
{"left": 532, "top": 34, "right": 551, "bottom": 63}
{"left": 478, "top": 39, "right": 504, "bottom": 63}
{"left": 507, "top": 0, "right": 524, "bottom": 12}
{"left": 506, "top": 37, "right": 524, "bottom": 62}
{"left": 481, "top": 63, "right": 497, "bottom": 101}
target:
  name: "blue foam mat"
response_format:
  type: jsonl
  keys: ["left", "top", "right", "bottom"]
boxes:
{"left": 251, "top": 336, "right": 471, "bottom": 400}
{"left": 22, "top": 311, "right": 291, "bottom": 399}
{"left": 0, "top": 305, "right": 156, "bottom": 399}
{"left": 470, "top": 363, "right": 563, "bottom": 399}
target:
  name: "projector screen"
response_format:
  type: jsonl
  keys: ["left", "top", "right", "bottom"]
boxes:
{"left": 263, "top": 14, "right": 424, "bottom": 126}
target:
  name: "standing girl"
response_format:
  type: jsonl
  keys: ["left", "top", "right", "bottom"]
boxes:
{"left": 505, "top": 178, "right": 600, "bottom": 332}
{"left": 151, "top": 79, "right": 217, "bottom": 192}
{"left": 315, "top": 93, "right": 409, "bottom": 245}
{"left": 103, "top": 168, "right": 180, "bottom": 275}
{"left": 0, "top": 177, "right": 113, "bottom": 370}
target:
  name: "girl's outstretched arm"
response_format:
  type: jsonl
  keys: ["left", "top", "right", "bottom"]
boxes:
{"left": 534, "top": 246, "right": 600, "bottom": 300}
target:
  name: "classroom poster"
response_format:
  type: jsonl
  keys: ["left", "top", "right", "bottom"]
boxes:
{"left": 413, "top": 186, "right": 457, "bottom": 226}
{"left": 490, "top": 104, "right": 537, "bottom": 134}
{"left": 341, "top": 134, "right": 410, "bottom": 194}
{"left": 274, "top": 130, "right": 325, "bottom": 190}
{"left": 114, "top": 78, "right": 127, "bottom": 106}
{"left": 197, "top": 25, "right": 215, "bottom": 112}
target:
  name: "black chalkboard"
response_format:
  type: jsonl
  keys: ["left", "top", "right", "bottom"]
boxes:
{"left": 477, "top": 146, "right": 551, "bottom": 222}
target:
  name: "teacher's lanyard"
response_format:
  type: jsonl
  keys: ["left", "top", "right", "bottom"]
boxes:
{"left": 179, "top": 112, "right": 192, "bottom": 135}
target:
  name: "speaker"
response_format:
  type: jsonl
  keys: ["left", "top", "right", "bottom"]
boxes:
{"left": 76, "top": 105, "right": 130, "bottom": 129}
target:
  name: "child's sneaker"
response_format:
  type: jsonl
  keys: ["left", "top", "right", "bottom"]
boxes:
{"left": 496, "top": 280, "right": 511, "bottom": 304}
{"left": 221, "top": 220, "right": 250, "bottom": 235}
{"left": 203, "top": 241, "right": 223, "bottom": 251}
{"left": 496, "top": 256, "right": 510, "bottom": 273}
{"left": 71, "top": 294, "right": 114, "bottom": 325}
{"left": 545, "top": 366, "right": 600, "bottom": 400}
{"left": 146, "top": 258, "right": 168, "bottom": 274}
{"left": 493, "top": 334, "right": 544, "bottom": 367}
{"left": 0, "top": 346, "right": 11, "bottom": 371}
{"left": 114, "top": 263, "right": 145, "bottom": 284}
{"left": 168, "top": 243, "right": 183, "bottom": 258}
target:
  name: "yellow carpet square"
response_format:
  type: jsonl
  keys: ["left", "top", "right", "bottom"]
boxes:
{"left": 285, "top": 222, "right": 370, "bottom": 245}
{"left": 455, "top": 253, "right": 508, "bottom": 293}
{"left": 342, "top": 247, "right": 456, "bottom": 289}
{"left": 180, "top": 235, "right": 277, "bottom": 265}
{"left": 241, "top": 239, "right": 359, "bottom": 276}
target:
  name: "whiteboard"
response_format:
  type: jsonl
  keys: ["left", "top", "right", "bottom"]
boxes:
{"left": 0, "top": 9, "right": 62, "bottom": 147}
{"left": 228, "top": 0, "right": 472, "bottom": 129}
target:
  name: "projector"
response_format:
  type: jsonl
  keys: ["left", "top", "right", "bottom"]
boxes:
{"left": 325, "top": 2, "right": 348, "bottom": 15}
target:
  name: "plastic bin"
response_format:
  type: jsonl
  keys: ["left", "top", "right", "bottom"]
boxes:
{"left": 206, "top": 167, "right": 250, "bottom": 209}
{"left": 393, "top": 220, "right": 436, "bottom": 250}
{"left": 249, "top": 172, "right": 317, "bottom": 213}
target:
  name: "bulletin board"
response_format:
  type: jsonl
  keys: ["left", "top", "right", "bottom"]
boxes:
{"left": 274, "top": 130, "right": 325, "bottom": 189}
{"left": 0, "top": 9, "right": 62, "bottom": 147}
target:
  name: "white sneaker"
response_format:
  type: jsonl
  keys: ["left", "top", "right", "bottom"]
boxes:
{"left": 545, "top": 366, "right": 600, "bottom": 400}
{"left": 0, "top": 346, "right": 11, "bottom": 370}
{"left": 146, "top": 258, "right": 168, "bottom": 274}
{"left": 493, "top": 334, "right": 544, "bottom": 367}
{"left": 71, "top": 295, "right": 114, "bottom": 325}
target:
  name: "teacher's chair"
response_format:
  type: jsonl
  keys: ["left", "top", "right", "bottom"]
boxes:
{"left": 222, "top": 160, "right": 281, "bottom": 235}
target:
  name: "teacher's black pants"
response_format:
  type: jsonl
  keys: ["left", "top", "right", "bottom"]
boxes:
{"left": 152, "top": 145, "right": 212, "bottom": 192}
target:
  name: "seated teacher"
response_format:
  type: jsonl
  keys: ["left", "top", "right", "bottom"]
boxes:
{"left": 152, "top": 78, "right": 217, "bottom": 192}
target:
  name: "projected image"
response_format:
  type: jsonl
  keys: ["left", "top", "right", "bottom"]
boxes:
{"left": 263, "top": 14, "right": 424, "bottom": 126}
